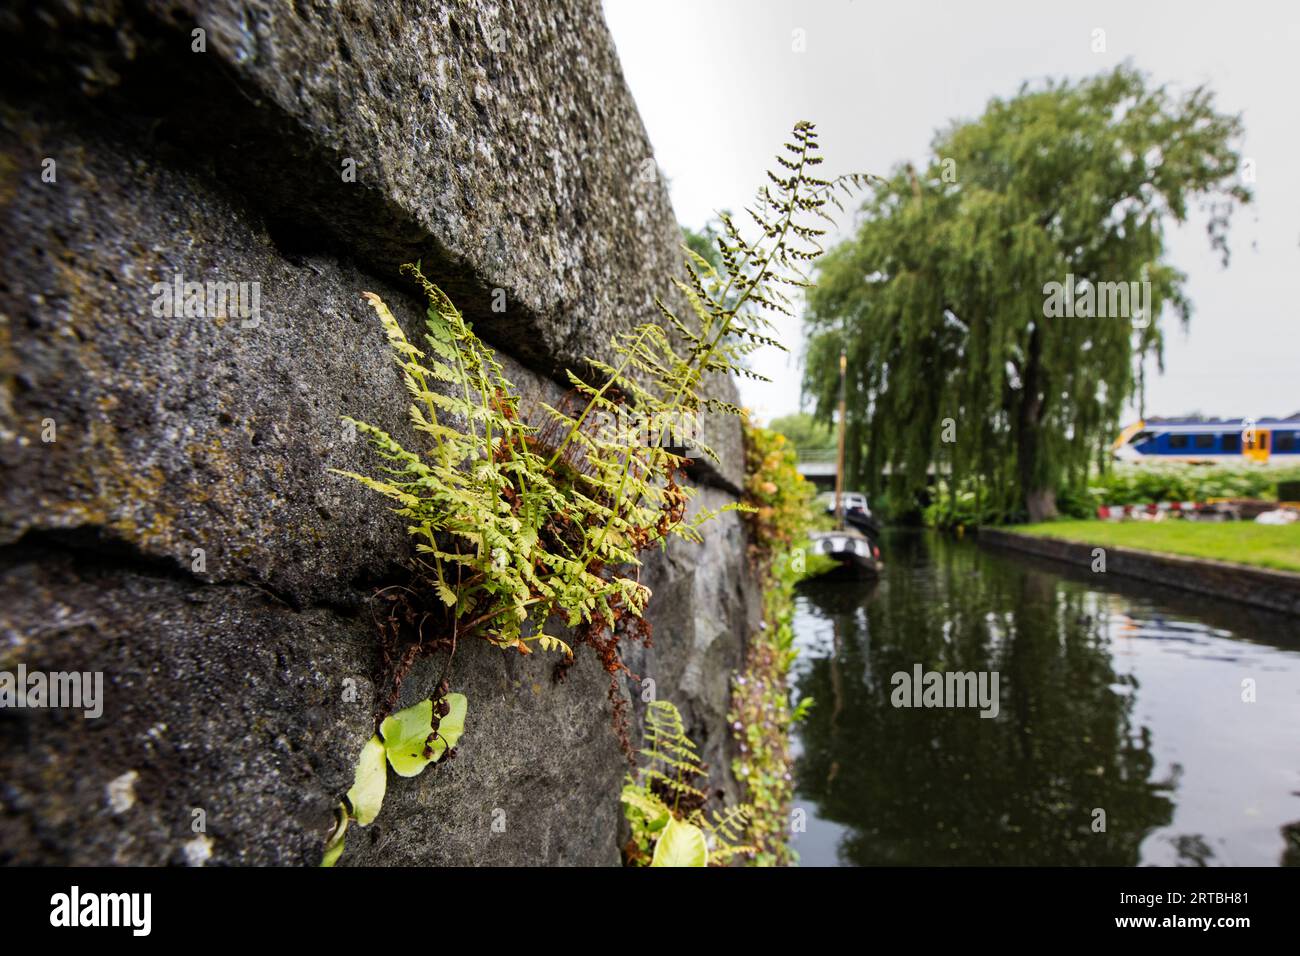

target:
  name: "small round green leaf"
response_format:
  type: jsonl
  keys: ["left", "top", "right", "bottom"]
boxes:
{"left": 650, "top": 817, "right": 709, "bottom": 868}
{"left": 436, "top": 693, "right": 468, "bottom": 752}
{"left": 380, "top": 699, "right": 436, "bottom": 777}
{"left": 415, "top": 692, "right": 469, "bottom": 765}
{"left": 346, "top": 735, "right": 387, "bottom": 825}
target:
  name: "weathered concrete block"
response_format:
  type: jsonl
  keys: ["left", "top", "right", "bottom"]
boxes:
{"left": 1, "top": 0, "right": 745, "bottom": 487}
{"left": 0, "top": 545, "right": 630, "bottom": 866}
{"left": 0, "top": 0, "right": 759, "bottom": 865}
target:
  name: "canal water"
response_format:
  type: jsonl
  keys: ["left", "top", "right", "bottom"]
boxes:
{"left": 789, "top": 529, "right": 1300, "bottom": 866}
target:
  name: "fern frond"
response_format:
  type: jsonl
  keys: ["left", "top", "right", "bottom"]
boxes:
{"left": 536, "top": 634, "right": 573, "bottom": 656}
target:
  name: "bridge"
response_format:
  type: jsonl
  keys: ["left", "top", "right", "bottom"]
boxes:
{"left": 793, "top": 449, "right": 839, "bottom": 489}
{"left": 793, "top": 449, "right": 941, "bottom": 491}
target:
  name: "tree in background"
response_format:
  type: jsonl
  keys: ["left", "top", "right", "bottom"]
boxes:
{"left": 767, "top": 411, "right": 836, "bottom": 456}
{"left": 803, "top": 66, "right": 1250, "bottom": 522}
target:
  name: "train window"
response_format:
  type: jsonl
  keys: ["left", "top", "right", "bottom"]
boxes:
{"left": 1277, "top": 432, "right": 1297, "bottom": 451}
{"left": 1221, "top": 433, "right": 1241, "bottom": 452}
{"left": 1169, "top": 434, "right": 1189, "bottom": 449}
{"left": 1131, "top": 430, "right": 1153, "bottom": 446}
{"left": 1194, "top": 434, "right": 1215, "bottom": 449}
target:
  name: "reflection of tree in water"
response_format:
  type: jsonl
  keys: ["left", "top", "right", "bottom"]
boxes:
{"left": 794, "top": 532, "right": 1175, "bottom": 865}
{"left": 1166, "top": 833, "right": 1214, "bottom": 867}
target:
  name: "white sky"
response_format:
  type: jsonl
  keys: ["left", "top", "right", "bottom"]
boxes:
{"left": 603, "top": 0, "right": 1299, "bottom": 426}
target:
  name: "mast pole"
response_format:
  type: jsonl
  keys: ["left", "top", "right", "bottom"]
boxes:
{"left": 836, "top": 349, "right": 847, "bottom": 531}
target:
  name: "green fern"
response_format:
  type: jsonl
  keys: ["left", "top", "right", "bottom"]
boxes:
{"left": 690, "top": 804, "right": 756, "bottom": 864}
{"left": 637, "top": 699, "right": 708, "bottom": 807}
{"left": 621, "top": 700, "right": 755, "bottom": 866}
{"left": 337, "top": 122, "right": 861, "bottom": 671}
{"left": 330, "top": 123, "right": 862, "bottom": 863}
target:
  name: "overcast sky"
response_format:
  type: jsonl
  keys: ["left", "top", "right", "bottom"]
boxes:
{"left": 603, "top": 0, "right": 1298, "bottom": 426}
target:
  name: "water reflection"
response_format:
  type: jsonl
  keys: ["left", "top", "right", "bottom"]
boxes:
{"left": 791, "top": 530, "right": 1300, "bottom": 866}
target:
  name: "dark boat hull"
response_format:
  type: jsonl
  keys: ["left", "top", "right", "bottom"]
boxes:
{"left": 810, "top": 529, "right": 884, "bottom": 576}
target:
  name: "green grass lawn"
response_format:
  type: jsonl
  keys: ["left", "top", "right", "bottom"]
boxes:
{"left": 1014, "top": 519, "right": 1300, "bottom": 573}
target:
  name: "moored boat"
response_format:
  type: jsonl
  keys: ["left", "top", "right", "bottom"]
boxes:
{"left": 810, "top": 348, "right": 886, "bottom": 577}
{"left": 809, "top": 527, "right": 884, "bottom": 576}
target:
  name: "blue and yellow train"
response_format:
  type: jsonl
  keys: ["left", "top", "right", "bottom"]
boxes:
{"left": 1112, "top": 416, "right": 1300, "bottom": 463}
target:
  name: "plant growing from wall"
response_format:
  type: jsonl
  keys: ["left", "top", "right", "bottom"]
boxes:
{"left": 327, "top": 123, "right": 864, "bottom": 863}
{"left": 322, "top": 691, "right": 467, "bottom": 866}
{"left": 728, "top": 419, "right": 825, "bottom": 865}
{"left": 621, "top": 700, "right": 754, "bottom": 866}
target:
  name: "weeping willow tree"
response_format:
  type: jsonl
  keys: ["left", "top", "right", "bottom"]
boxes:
{"left": 804, "top": 66, "right": 1250, "bottom": 522}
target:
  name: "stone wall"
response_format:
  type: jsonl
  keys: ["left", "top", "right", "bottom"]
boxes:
{"left": 979, "top": 529, "right": 1300, "bottom": 616}
{"left": 0, "top": 0, "right": 759, "bottom": 865}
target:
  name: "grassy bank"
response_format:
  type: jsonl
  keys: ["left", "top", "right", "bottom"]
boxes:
{"left": 1015, "top": 520, "right": 1300, "bottom": 573}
